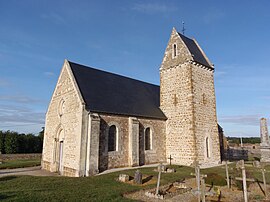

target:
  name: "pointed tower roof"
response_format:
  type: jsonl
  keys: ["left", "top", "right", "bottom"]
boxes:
{"left": 177, "top": 32, "right": 213, "bottom": 69}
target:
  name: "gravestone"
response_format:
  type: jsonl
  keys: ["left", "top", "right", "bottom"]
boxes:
{"left": 166, "top": 168, "right": 176, "bottom": 173}
{"left": 160, "top": 164, "right": 166, "bottom": 172}
{"left": 260, "top": 118, "right": 270, "bottom": 162}
{"left": 119, "top": 174, "right": 129, "bottom": 182}
{"left": 134, "top": 170, "right": 142, "bottom": 184}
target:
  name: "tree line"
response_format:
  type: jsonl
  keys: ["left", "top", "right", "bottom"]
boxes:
{"left": 0, "top": 128, "right": 44, "bottom": 154}
{"left": 227, "top": 137, "right": 261, "bottom": 144}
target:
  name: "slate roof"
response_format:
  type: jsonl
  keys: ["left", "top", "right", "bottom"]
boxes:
{"left": 69, "top": 61, "right": 167, "bottom": 120}
{"left": 178, "top": 32, "right": 213, "bottom": 68}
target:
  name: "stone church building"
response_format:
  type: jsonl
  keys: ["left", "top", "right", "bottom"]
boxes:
{"left": 42, "top": 28, "right": 222, "bottom": 177}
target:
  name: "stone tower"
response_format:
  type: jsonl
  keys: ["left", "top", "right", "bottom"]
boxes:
{"left": 260, "top": 118, "right": 270, "bottom": 162}
{"left": 160, "top": 28, "right": 220, "bottom": 167}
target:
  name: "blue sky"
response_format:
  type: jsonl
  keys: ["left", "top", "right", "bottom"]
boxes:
{"left": 0, "top": 1, "right": 269, "bottom": 137}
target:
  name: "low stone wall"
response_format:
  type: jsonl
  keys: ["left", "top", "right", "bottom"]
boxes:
{"left": 1, "top": 153, "right": 42, "bottom": 161}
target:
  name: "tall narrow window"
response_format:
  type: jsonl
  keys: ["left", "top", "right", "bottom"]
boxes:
{"left": 173, "top": 44, "right": 177, "bottom": 58}
{"left": 145, "top": 127, "right": 151, "bottom": 150}
{"left": 108, "top": 125, "right": 117, "bottom": 152}
{"left": 206, "top": 137, "right": 210, "bottom": 158}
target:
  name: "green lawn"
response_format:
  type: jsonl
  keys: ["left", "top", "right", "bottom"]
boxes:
{"left": 0, "top": 159, "right": 41, "bottom": 169}
{"left": 0, "top": 163, "right": 269, "bottom": 201}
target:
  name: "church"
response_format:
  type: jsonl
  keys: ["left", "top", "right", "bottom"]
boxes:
{"left": 42, "top": 28, "right": 222, "bottom": 177}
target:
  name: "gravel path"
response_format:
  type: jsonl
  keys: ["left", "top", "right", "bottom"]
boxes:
{"left": 0, "top": 166, "right": 59, "bottom": 177}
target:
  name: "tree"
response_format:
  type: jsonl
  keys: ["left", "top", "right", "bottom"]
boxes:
{"left": 5, "top": 131, "right": 19, "bottom": 154}
{"left": 0, "top": 131, "right": 6, "bottom": 153}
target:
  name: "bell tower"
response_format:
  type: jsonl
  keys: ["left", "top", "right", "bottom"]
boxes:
{"left": 160, "top": 28, "right": 220, "bottom": 166}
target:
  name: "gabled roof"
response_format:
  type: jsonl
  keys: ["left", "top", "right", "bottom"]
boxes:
{"left": 68, "top": 61, "right": 167, "bottom": 120}
{"left": 178, "top": 32, "right": 212, "bottom": 68}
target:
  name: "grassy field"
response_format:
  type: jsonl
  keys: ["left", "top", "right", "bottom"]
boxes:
{"left": 0, "top": 158, "right": 41, "bottom": 169}
{"left": 0, "top": 163, "right": 269, "bottom": 201}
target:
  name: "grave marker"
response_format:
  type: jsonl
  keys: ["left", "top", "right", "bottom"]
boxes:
{"left": 134, "top": 170, "right": 142, "bottom": 184}
{"left": 236, "top": 160, "right": 248, "bottom": 202}
{"left": 225, "top": 161, "right": 230, "bottom": 188}
{"left": 253, "top": 161, "right": 268, "bottom": 199}
{"left": 168, "top": 155, "right": 173, "bottom": 165}
{"left": 155, "top": 164, "right": 162, "bottom": 195}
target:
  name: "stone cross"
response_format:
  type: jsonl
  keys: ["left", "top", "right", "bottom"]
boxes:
{"left": 191, "top": 172, "right": 208, "bottom": 202}
{"left": 155, "top": 164, "right": 163, "bottom": 195}
{"left": 260, "top": 118, "right": 269, "bottom": 146}
{"left": 134, "top": 170, "right": 142, "bottom": 184}
{"left": 236, "top": 160, "right": 248, "bottom": 202}
{"left": 168, "top": 155, "right": 173, "bottom": 165}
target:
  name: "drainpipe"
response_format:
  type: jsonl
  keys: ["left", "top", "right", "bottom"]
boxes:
{"left": 85, "top": 112, "right": 91, "bottom": 176}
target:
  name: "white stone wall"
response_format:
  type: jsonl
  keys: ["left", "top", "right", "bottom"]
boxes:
{"left": 42, "top": 61, "right": 85, "bottom": 177}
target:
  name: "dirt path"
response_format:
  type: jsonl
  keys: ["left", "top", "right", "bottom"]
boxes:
{"left": 0, "top": 166, "right": 59, "bottom": 177}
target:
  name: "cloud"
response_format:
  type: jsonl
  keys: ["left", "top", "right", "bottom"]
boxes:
{"left": 41, "top": 13, "right": 67, "bottom": 25}
{"left": 132, "top": 3, "right": 177, "bottom": 14}
{"left": 215, "top": 71, "right": 226, "bottom": 77}
{"left": 218, "top": 114, "right": 261, "bottom": 126}
{"left": 0, "top": 95, "right": 42, "bottom": 104}
{"left": 44, "top": 71, "right": 55, "bottom": 77}
{"left": 0, "top": 104, "right": 45, "bottom": 125}
{"left": 203, "top": 8, "right": 225, "bottom": 24}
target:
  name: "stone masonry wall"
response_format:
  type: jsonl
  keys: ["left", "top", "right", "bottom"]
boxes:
{"left": 99, "top": 114, "right": 166, "bottom": 172}
{"left": 160, "top": 28, "right": 220, "bottom": 166}
{"left": 138, "top": 118, "right": 166, "bottom": 165}
{"left": 160, "top": 64, "right": 196, "bottom": 165}
{"left": 192, "top": 64, "right": 220, "bottom": 165}
{"left": 160, "top": 28, "right": 197, "bottom": 165}
{"left": 42, "top": 62, "right": 84, "bottom": 176}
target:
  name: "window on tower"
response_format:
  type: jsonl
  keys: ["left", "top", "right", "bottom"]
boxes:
{"left": 173, "top": 44, "right": 177, "bottom": 58}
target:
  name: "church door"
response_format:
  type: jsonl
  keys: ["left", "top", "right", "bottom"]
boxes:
{"left": 58, "top": 141, "right": 64, "bottom": 174}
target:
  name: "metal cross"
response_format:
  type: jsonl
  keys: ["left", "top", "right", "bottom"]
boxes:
{"left": 168, "top": 155, "right": 173, "bottom": 165}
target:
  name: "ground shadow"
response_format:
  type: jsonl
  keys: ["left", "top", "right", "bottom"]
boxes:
{"left": 0, "top": 175, "right": 17, "bottom": 182}
{"left": 142, "top": 175, "right": 153, "bottom": 184}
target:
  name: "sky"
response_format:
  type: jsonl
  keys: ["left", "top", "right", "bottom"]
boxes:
{"left": 0, "top": 0, "right": 269, "bottom": 137}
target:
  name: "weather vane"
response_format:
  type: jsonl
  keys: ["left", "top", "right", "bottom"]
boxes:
{"left": 182, "top": 21, "right": 186, "bottom": 35}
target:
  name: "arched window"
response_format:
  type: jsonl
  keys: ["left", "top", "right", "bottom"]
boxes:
{"left": 108, "top": 125, "right": 117, "bottom": 152}
{"left": 206, "top": 137, "right": 210, "bottom": 158}
{"left": 173, "top": 44, "right": 177, "bottom": 58}
{"left": 145, "top": 127, "right": 151, "bottom": 150}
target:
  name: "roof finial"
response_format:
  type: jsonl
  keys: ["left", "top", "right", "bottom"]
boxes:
{"left": 182, "top": 21, "right": 186, "bottom": 35}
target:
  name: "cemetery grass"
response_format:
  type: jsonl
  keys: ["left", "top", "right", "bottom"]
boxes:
{"left": 0, "top": 158, "right": 41, "bottom": 169}
{"left": 0, "top": 163, "right": 269, "bottom": 201}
